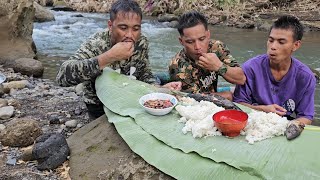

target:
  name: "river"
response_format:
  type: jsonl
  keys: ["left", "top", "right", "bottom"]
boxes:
{"left": 33, "top": 10, "right": 320, "bottom": 125}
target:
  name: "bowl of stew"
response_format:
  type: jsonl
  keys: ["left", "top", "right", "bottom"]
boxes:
{"left": 139, "top": 93, "right": 178, "bottom": 116}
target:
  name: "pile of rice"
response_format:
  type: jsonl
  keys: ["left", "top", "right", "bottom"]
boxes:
{"left": 176, "top": 97, "right": 289, "bottom": 144}
{"left": 242, "top": 111, "right": 289, "bottom": 144}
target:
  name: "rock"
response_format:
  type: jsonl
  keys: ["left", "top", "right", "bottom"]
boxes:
{"left": 67, "top": 116, "right": 172, "bottom": 179}
{"left": 3, "top": 80, "right": 29, "bottom": 93}
{"left": 6, "top": 155, "right": 17, "bottom": 166}
{"left": 7, "top": 99, "right": 20, "bottom": 108}
{"left": 20, "top": 145, "right": 34, "bottom": 161}
{"left": 35, "top": 0, "right": 54, "bottom": 7}
{"left": 32, "top": 133, "right": 70, "bottom": 170}
{"left": 167, "top": 20, "right": 179, "bottom": 28}
{"left": 258, "top": 22, "right": 272, "bottom": 31}
{"left": 49, "top": 114, "right": 60, "bottom": 124}
{"left": 0, "top": 0, "right": 36, "bottom": 64}
{"left": 65, "top": 120, "right": 77, "bottom": 128}
{"left": 34, "top": 2, "right": 55, "bottom": 22}
{"left": 0, "top": 119, "right": 42, "bottom": 147}
{"left": 71, "top": 14, "right": 83, "bottom": 17}
{"left": 51, "top": 6, "right": 75, "bottom": 11}
{"left": 158, "top": 14, "right": 178, "bottom": 22}
{"left": 0, "top": 124, "right": 5, "bottom": 131}
{"left": 0, "top": 106, "right": 14, "bottom": 120}
{"left": 0, "top": 98, "right": 8, "bottom": 108}
{"left": 13, "top": 58, "right": 44, "bottom": 77}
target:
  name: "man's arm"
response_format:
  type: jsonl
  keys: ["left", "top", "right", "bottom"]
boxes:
{"left": 56, "top": 32, "right": 134, "bottom": 87}
{"left": 238, "top": 102, "right": 287, "bottom": 116}
{"left": 198, "top": 41, "right": 246, "bottom": 85}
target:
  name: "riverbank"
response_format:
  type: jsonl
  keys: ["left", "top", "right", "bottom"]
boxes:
{"left": 0, "top": 65, "right": 90, "bottom": 179}
{"left": 61, "top": 0, "right": 320, "bottom": 31}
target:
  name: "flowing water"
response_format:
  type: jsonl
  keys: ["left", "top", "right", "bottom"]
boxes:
{"left": 33, "top": 10, "right": 320, "bottom": 125}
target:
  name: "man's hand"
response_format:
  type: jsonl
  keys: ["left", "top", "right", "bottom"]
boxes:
{"left": 261, "top": 104, "right": 287, "bottom": 116}
{"left": 162, "top": 81, "right": 182, "bottom": 91}
{"left": 198, "top": 53, "right": 223, "bottom": 72}
{"left": 98, "top": 42, "right": 134, "bottom": 69}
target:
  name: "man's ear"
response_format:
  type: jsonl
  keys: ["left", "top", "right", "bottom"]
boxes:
{"left": 179, "top": 36, "right": 183, "bottom": 45}
{"left": 292, "top": 40, "right": 301, "bottom": 52}
{"left": 206, "top": 30, "right": 210, "bottom": 38}
{"left": 108, "top": 20, "right": 113, "bottom": 30}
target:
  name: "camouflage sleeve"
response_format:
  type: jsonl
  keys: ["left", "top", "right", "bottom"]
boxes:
{"left": 56, "top": 33, "right": 103, "bottom": 87}
{"left": 168, "top": 52, "right": 199, "bottom": 93}
{"left": 134, "top": 37, "right": 159, "bottom": 85}
{"left": 213, "top": 40, "right": 240, "bottom": 67}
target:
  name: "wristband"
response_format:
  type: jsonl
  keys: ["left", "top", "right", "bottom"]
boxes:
{"left": 217, "top": 64, "right": 228, "bottom": 76}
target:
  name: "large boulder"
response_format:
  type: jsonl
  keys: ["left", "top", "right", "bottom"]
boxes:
{"left": 0, "top": 0, "right": 36, "bottom": 65}
{"left": 0, "top": 119, "right": 42, "bottom": 147}
{"left": 32, "top": 133, "right": 70, "bottom": 170}
{"left": 67, "top": 115, "right": 173, "bottom": 179}
{"left": 34, "top": 2, "right": 55, "bottom": 22}
{"left": 12, "top": 58, "right": 44, "bottom": 77}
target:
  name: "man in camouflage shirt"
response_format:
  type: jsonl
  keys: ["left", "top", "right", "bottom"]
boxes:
{"left": 169, "top": 11, "right": 246, "bottom": 100}
{"left": 56, "top": 0, "right": 180, "bottom": 118}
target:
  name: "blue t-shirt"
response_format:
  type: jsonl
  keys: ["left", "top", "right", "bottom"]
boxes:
{"left": 233, "top": 54, "right": 316, "bottom": 120}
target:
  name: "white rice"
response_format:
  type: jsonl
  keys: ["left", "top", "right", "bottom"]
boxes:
{"left": 241, "top": 111, "right": 289, "bottom": 144}
{"left": 176, "top": 97, "right": 289, "bottom": 144}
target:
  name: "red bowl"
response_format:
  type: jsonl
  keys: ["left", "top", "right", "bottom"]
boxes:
{"left": 212, "top": 110, "right": 248, "bottom": 137}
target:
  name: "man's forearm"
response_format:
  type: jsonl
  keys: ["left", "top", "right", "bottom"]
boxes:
{"left": 222, "top": 66, "right": 246, "bottom": 85}
{"left": 56, "top": 58, "right": 101, "bottom": 87}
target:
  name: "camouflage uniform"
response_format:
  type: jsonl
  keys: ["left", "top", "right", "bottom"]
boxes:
{"left": 169, "top": 39, "right": 239, "bottom": 93}
{"left": 56, "top": 30, "right": 156, "bottom": 108}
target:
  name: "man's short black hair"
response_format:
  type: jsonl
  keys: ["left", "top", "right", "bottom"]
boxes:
{"left": 110, "top": 0, "right": 142, "bottom": 21}
{"left": 270, "top": 15, "right": 304, "bottom": 41}
{"left": 177, "top": 11, "right": 208, "bottom": 36}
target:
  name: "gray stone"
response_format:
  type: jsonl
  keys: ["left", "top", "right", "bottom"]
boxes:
{"left": 0, "top": 124, "right": 5, "bottom": 131}
{"left": 65, "top": 120, "right": 77, "bottom": 128}
{"left": 0, "top": 98, "right": 8, "bottom": 108}
{"left": 67, "top": 115, "right": 172, "bottom": 180}
{"left": 158, "top": 14, "right": 178, "bottom": 22}
{"left": 0, "top": 106, "right": 14, "bottom": 120}
{"left": 0, "top": 0, "right": 36, "bottom": 64}
{"left": 3, "top": 80, "right": 29, "bottom": 91}
{"left": 32, "top": 133, "right": 70, "bottom": 170}
{"left": 0, "top": 119, "right": 42, "bottom": 147}
{"left": 258, "top": 22, "right": 272, "bottom": 31}
{"left": 13, "top": 58, "right": 44, "bottom": 77}
{"left": 34, "top": 2, "right": 55, "bottom": 22}
{"left": 49, "top": 114, "right": 60, "bottom": 124}
{"left": 6, "top": 155, "right": 17, "bottom": 166}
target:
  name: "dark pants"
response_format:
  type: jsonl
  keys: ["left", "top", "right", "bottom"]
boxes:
{"left": 86, "top": 103, "right": 105, "bottom": 119}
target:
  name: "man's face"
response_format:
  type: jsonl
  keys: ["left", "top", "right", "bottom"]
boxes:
{"left": 179, "top": 24, "right": 210, "bottom": 61}
{"left": 267, "top": 28, "right": 301, "bottom": 64}
{"left": 108, "top": 11, "right": 142, "bottom": 46}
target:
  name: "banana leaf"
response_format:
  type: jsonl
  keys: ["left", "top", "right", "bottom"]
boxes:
{"left": 104, "top": 107, "right": 255, "bottom": 179}
{"left": 96, "top": 68, "right": 320, "bottom": 179}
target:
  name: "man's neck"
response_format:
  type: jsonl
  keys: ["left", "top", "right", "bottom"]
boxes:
{"left": 270, "top": 57, "right": 292, "bottom": 81}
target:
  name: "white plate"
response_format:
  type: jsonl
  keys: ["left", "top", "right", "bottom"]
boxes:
{"left": 139, "top": 93, "right": 178, "bottom": 116}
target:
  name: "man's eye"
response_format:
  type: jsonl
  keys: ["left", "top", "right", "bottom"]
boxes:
{"left": 133, "top": 27, "right": 141, "bottom": 31}
{"left": 119, "top": 26, "right": 127, "bottom": 30}
{"left": 186, "top": 41, "right": 193, "bottom": 44}
{"left": 279, "top": 41, "right": 285, "bottom": 44}
{"left": 199, "top": 37, "right": 205, "bottom": 41}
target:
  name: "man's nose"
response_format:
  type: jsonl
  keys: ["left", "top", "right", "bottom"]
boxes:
{"left": 194, "top": 41, "right": 201, "bottom": 50}
{"left": 126, "top": 29, "right": 133, "bottom": 38}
